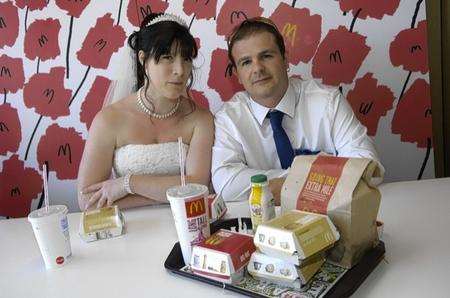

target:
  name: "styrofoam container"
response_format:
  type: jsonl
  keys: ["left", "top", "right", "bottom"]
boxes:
{"left": 254, "top": 210, "right": 339, "bottom": 265}
{"left": 247, "top": 251, "right": 325, "bottom": 288}
{"left": 79, "top": 206, "right": 125, "bottom": 242}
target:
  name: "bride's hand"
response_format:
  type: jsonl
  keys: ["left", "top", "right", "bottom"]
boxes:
{"left": 82, "top": 177, "right": 128, "bottom": 210}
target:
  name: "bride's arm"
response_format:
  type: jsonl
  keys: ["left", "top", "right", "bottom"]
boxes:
{"left": 77, "top": 107, "right": 157, "bottom": 210}
{"left": 115, "top": 109, "right": 214, "bottom": 205}
{"left": 77, "top": 107, "right": 116, "bottom": 210}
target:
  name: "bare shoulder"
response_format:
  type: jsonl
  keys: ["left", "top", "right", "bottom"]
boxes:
{"left": 89, "top": 95, "right": 134, "bottom": 134}
{"left": 179, "top": 99, "right": 212, "bottom": 125}
{"left": 90, "top": 105, "right": 120, "bottom": 134}
{"left": 191, "top": 104, "right": 213, "bottom": 128}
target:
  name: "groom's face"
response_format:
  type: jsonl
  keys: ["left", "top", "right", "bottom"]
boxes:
{"left": 231, "top": 31, "right": 289, "bottom": 108}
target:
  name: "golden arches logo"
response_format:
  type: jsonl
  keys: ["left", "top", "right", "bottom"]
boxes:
{"left": 282, "top": 23, "right": 297, "bottom": 47}
{"left": 205, "top": 234, "right": 224, "bottom": 246}
{"left": 185, "top": 198, "right": 205, "bottom": 217}
{"left": 190, "top": 200, "right": 204, "bottom": 214}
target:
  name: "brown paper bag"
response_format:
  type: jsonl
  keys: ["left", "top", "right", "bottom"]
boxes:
{"left": 281, "top": 154, "right": 382, "bottom": 269}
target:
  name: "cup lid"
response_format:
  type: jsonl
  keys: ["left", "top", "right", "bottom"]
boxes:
{"left": 166, "top": 183, "right": 208, "bottom": 200}
{"left": 28, "top": 205, "right": 68, "bottom": 221}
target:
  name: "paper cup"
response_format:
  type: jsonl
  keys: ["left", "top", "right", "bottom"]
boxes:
{"left": 28, "top": 205, "right": 72, "bottom": 269}
{"left": 167, "top": 184, "right": 210, "bottom": 266}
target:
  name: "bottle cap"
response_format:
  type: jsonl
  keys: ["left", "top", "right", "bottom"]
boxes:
{"left": 251, "top": 174, "right": 268, "bottom": 183}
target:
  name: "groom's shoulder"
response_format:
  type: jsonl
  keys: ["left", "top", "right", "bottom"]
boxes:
{"left": 215, "top": 91, "right": 249, "bottom": 120}
{"left": 297, "top": 78, "right": 339, "bottom": 98}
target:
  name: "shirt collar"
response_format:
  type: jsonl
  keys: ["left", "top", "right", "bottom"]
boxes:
{"left": 248, "top": 81, "right": 296, "bottom": 125}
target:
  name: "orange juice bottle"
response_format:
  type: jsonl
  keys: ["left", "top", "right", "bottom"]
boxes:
{"left": 249, "top": 174, "right": 275, "bottom": 231}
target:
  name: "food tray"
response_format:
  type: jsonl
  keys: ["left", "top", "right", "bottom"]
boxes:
{"left": 164, "top": 218, "right": 385, "bottom": 298}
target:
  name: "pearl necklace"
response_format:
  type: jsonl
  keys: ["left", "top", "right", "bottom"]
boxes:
{"left": 136, "top": 87, "right": 181, "bottom": 120}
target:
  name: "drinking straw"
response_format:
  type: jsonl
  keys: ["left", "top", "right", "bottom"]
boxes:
{"left": 178, "top": 137, "right": 186, "bottom": 186}
{"left": 42, "top": 163, "right": 49, "bottom": 213}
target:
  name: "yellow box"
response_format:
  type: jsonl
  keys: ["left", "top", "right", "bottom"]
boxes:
{"left": 79, "top": 206, "right": 125, "bottom": 242}
{"left": 254, "top": 210, "right": 339, "bottom": 265}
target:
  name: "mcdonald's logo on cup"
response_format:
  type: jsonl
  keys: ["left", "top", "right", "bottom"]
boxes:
{"left": 185, "top": 197, "right": 206, "bottom": 218}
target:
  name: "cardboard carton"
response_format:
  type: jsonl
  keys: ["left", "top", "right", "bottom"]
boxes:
{"left": 191, "top": 229, "right": 255, "bottom": 283}
{"left": 207, "top": 194, "right": 227, "bottom": 222}
{"left": 254, "top": 210, "right": 339, "bottom": 265}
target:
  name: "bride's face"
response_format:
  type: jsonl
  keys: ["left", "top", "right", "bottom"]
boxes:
{"left": 143, "top": 44, "right": 193, "bottom": 101}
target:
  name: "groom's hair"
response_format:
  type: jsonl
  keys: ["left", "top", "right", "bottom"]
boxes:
{"left": 227, "top": 17, "right": 286, "bottom": 68}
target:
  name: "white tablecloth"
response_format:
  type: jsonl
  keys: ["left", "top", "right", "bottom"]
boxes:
{"left": 1, "top": 178, "right": 450, "bottom": 298}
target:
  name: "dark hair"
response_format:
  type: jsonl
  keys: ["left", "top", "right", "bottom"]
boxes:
{"left": 128, "top": 13, "right": 198, "bottom": 93}
{"left": 227, "top": 17, "right": 286, "bottom": 70}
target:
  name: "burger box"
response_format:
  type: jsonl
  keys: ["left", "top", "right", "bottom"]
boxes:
{"left": 190, "top": 229, "right": 255, "bottom": 284}
{"left": 254, "top": 210, "right": 339, "bottom": 265}
{"left": 247, "top": 250, "right": 325, "bottom": 288}
{"left": 79, "top": 205, "right": 125, "bottom": 242}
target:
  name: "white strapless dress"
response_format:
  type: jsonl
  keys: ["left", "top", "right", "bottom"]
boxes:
{"left": 113, "top": 142, "right": 188, "bottom": 177}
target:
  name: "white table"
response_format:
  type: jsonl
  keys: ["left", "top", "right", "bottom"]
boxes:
{"left": 1, "top": 178, "right": 449, "bottom": 298}
{"left": 353, "top": 178, "right": 450, "bottom": 298}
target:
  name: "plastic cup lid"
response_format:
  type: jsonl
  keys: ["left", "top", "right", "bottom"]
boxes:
{"left": 28, "top": 205, "right": 68, "bottom": 222}
{"left": 166, "top": 183, "right": 208, "bottom": 200}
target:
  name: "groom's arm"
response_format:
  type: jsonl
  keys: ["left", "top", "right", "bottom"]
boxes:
{"left": 211, "top": 113, "right": 288, "bottom": 202}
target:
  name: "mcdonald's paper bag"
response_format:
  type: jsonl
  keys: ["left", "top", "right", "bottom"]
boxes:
{"left": 281, "top": 155, "right": 382, "bottom": 269}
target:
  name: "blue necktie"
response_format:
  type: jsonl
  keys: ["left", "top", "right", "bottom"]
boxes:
{"left": 268, "top": 110, "right": 295, "bottom": 169}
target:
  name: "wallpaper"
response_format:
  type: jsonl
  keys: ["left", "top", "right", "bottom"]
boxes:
{"left": 0, "top": 0, "right": 432, "bottom": 217}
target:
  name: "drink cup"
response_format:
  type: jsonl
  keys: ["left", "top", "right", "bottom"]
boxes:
{"left": 167, "top": 183, "right": 210, "bottom": 266}
{"left": 28, "top": 205, "right": 72, "bottom": 269}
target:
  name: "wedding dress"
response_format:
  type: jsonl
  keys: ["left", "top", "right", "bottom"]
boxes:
{"left": 113, "top": 142, "right": 188, "bottom": 177}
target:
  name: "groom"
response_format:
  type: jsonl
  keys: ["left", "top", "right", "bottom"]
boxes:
{"left": 211, "top": 17, "right": 383, "bottom": 203}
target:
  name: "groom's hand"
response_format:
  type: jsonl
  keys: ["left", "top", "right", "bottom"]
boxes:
{"left": 269, "top": 178, "right": 286, "bottom": 206}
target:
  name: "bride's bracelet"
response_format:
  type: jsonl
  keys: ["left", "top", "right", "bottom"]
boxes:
{"left": 124, "top": 173, "right": 135, "bottom": 195}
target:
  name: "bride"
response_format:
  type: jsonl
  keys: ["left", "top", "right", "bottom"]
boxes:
{"left": 77, "top": 13, "right": 214, "bottom": 210}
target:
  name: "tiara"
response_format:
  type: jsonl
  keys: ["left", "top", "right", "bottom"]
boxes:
{"left": 146, "top": 13, "right": 188, "bottom": 28}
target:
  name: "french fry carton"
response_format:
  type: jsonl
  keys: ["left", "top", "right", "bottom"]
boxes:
{"left": 190, "top": 229, "right": 255, "bottom": 284}
{"left": 254, "top": 210, "right": 339, "bottom": 265}
{"left": 79, "top": 206, "right": 125, "bottom": 242}
{"left": 207, "top": 194, "right": 227, "bottom": 222}
{"left": 247, "top": 251, "right": 325, "bottom": 288}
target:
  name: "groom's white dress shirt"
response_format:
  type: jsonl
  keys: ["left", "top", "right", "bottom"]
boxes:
{"left": 212, "top": 78, "right": 383, "bottom": 202}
